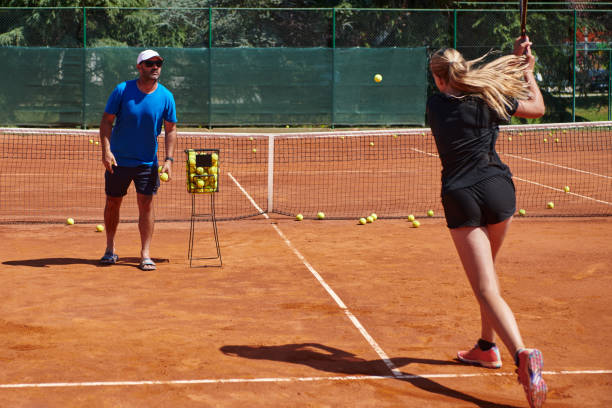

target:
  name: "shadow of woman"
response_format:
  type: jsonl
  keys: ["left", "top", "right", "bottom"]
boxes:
{"left": 220, "top": 343, "right": 519, "bottom": 408}
{"left": 3, "top": 257, "right": 168, "bottom": 268}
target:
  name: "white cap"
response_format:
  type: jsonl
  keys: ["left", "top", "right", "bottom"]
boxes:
{"left": 137, "top": 49, "right": 163, "bottom": 64}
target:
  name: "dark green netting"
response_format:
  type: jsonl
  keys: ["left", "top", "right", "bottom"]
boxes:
{"left": 0, "top": 46, "right": 427, "bottom": 127}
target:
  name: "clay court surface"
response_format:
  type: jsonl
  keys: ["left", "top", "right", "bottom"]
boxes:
{"left": 1, "top": 215, "right": 611, "bottom": 407}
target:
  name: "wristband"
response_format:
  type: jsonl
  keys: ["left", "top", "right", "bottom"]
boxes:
{"left": 165, "top": 157, "right": 174, "bottom": 162}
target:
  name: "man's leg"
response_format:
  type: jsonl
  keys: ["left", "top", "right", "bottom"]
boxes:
{"left": 104, "top": 195, "right": 123, "bottom": 256}
{"left": 137, "top": 192, "right": 155, "bottom": 268}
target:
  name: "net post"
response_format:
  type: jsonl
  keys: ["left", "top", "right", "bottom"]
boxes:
{"left": 267, "top": 134, "right": 274, "bottom": 214}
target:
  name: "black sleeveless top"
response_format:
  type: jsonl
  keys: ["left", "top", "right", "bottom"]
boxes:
{"left": 426, "top": 93, "right": 518, "bottom": 193}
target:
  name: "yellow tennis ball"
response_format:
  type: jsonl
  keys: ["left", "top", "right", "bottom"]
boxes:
{"left": 160, "top": 172, "right": 169, "bottom": 182}
{"left": 188, "top": 158, "right": 196, "bottom": 166}
{"left": 412, "top": 220, "right": 420, "bottom": 228}
{"left": 158, "top": 165, "right": 163, "bottom": 173}
{"left": 66, "top": 218, "right": 74, "bottom": 225}
{"left": 366, "top": 216, "right": 374, "bottom": 223}
{"left": 370, "top": 213, "right": 378, "bottom": 221}
{"left": 359, "top": 217, "right": 367, "bottom": 225}
{"left": 543, "top": 138, "right": 548, "bottom": 143}
{"left": 296, "top": 214, "right": 304, "bottom": 221}
{"left": 96, "top": 224, "right": 104, "bottom": 232}
{"left": 196, "top": 167, "right": 204, "bottom": 175}
{"left": 427, "top": 209, "right": 434, "bottom": 217}
{"left": 317, "top": 212, "right": 325, "bottom": 220}
{"left": 95, "top": 141, "right": 99, "bottom": 145}
{"left": 211, "top": 152, "right": 218, "bottom": 162}
{"left": 563, "top": 185, "right": 570, "bottom": 193}
{"left": 407, "top": 214, "right": 415, "bottom": 222}
{"left": 369, "top": 142, "right": 374, "bottom": 146}
{"left": 252, "top": 148, "right": 257, "bottom": 153}
{"left": 208, "top": 166, "right": 217, "bottom": 175}
{"left": 197, "top": 179, "right": 205, "bottom": 188}
{"left": 89, "top": 139, "right": 94, "bottom": 144}
{"left": 554, "top": 138, "right": 560, "bottom": 143}
{"left": 547, "top": 201, "right": 555, "bottom": 209}
{"left": 374, "top": 74, "right": 382, "bottom": 83}
{"left": 518, "top": 209, "right": 526, "bottom": 216}
{"left": 249, "top": 137, "right": 254, "bottom": 141}
{"left": 508, "top": 137, "right": 512, "bottom": 141}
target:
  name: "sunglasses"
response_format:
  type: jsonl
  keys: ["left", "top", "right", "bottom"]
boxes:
{"left": 142, "top": 60, "right": 163, "bottom": 68}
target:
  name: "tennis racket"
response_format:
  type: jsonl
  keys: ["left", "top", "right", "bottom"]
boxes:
{"left": 519, "top": 0, "right": 528, "bottom": 38}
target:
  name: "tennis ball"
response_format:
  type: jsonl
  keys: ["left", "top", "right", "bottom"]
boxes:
{"left": 563, "top": 185, "right": 570, "bottom": 193}
{"left": 196, "top": 179, "right": 205, "bottom": 188}
{"left": 96, "top": 224, "right": 104, "bottom": 232}
{"left": 518, "top": 209, "right": 526, "bottom": 216}
{"left": 407, "top": 214, "right": 415, "bottom": 222}
{"left": 208, "top": 166, "right": 217, "bottom": 175}
{"left": 249, "top": 137, "right": 254, "bottom": 141}
{"left": 95, "top": 141, "right": 99, "bottom": 145}
{"left": 317, "top": 212, "right": 325, "bottom": 220}
{"left": 393, "top": 134, "right": 398, "bottom": 138}
{"left": 370, "top": 213, "right": 378, "bottom": 221}
{"left": 188, "top": 158, "right": 196, "bottom": 166}
{"left": 369, "top": 142, "right": 374, "bottom": 146}
{"left": 508, "top": 137, "right": 512, "bottom": 141}
{"left": 158, "top": 165, "right": 163, "bottom": 173}
{"left": 366, "top": 216, "right": 374, "bottom": 223}
{"left": 160, "top": 172, "right": 169, "bottom": 182}
{"left": 89, "top": 139, "right": 94, "bottom": 144}
{"left": 374, "top": 74, "right": 382, "bottom": 83}
{"left": 66, "top": 218, "right": 74, "bottom": 225}
{"left": 427, "top": 209, "right": 434, "bottom": 217}
{"left": 340, "top": 136, "right": 345, "bottom": 140}
{"left": 547, "top": 201, "right": 555, "bottom": 209}
{"left": 412, "top": 220, "right": 420, "bottom": 228}
{"left": 543, "top": 138, "right": 548, "bottom": 143}
{"left": 554, "top": 138, "right": 560, "bottom": 143}
{"left": 296, "top": 214, "right": 304, "bottom": 221}
{"left": 252, "top": 148, "right": 257, "bottom": 153}
{"left": 359, "top": 217, "right": 367, "bottom": 225}
{"left": 196, "top": 167, "right": 204, "bottom": 175}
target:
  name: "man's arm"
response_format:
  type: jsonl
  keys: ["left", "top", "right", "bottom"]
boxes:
{"left": 100, "top": 112, "right": 117, "bottom": 173}
{"left": 161, "top": 120, "right": 177, "bottom": 179}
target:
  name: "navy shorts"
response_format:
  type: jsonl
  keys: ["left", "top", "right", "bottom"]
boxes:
{"left": 105, "top": 165, "right": 159, "bottom": 197}
{"left": 441, "top": 175, "right": 516, "bottom": 229}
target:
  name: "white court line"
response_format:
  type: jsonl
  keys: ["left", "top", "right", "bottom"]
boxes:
{"left": 411, "top": 148, "right": 612, "bottom": 206}
{"left": 227, "top": 172, "right": 402, "bottom": 378}
{"left": 503, "top": 153, "right": 611, "bottom": 180}
{"left": 1, "top": 370, "right": 610, "bottom": 389}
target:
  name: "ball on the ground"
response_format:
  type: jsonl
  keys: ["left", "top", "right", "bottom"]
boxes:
{"left": 95, "top": 141, "right": 99, "bottom": 145}
{"left": 160, "top": 172, "right": 169, "bottom": 182}
{"left": 543, "top": 138, "right": 548, "bottom": 143}
{"left": 369, "top": 142, "right": 374, "bottom": 146}
{"left": 554, "top": 138, "right": 560, "bottom": 143}
{"left": 96, "top": 224, "right": 104, "bottom": 232}
{"left": 366, "top": 216, "right": 374, "bottom": 223}
{"left": 427, "top": 209, "right": 434, "bottom": 217}
{"left": 296, "top": 213, "right": 304, "bottom": 221}
{"left": 252, "top": 148, "right": 257, "bottom": 153}
{"left": 508, "top": 137, "right": 512, "bottom": 141}
{"left": 317, "top": 212, "right": 325, "bottom": 220}
{"left": 412, "top": 220, "right": 420, "bottom": 228}
{"left": 563, "top": 185, "right": 570, "bottom": 193}
{"left": 89, "top": 139, "right": 94, "bottom": 144}
{"left": 370, "top": 213, "right": 378, "bottom": 221}
{"left": 547, "top": 201, "right": 555, "bottom": 209}
{"left": 374, "top": 74, "right": 382, "bottom": 83}
{"left": 359, "top": 217, "right": 367, "bottom": 225}
{"left": 518, "top": 209, "right": 526, "bottom": 216}
{"left": 249, "top": 137, "right": 254, "bottom": 141}
{"left": 407, "top": 214, "right": 415, "bottom": 222}
{"left": 66, "top": 217, "right": 74, "bottom": 225}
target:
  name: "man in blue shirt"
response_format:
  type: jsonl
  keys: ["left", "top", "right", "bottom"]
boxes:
{"left": 99, "top": 49, "right": 177, "bottom": 271}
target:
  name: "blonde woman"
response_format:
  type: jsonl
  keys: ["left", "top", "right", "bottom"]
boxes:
{"left": 427, "top": 37, "right": 546, "bottom": 408}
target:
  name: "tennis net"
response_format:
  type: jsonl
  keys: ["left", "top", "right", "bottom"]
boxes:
{"left": 1, "top": 122, "right": 611, "bottom": 223}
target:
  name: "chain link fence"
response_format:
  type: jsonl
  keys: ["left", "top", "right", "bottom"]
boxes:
{"left": 0, "top": 7, "right": 610, "bottom": 127}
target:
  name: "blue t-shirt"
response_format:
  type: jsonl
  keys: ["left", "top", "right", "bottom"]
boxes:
{"left": 104, "top": 79, "right": 177, "bottom": 167}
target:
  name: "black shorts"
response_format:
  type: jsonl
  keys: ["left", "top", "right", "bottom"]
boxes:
{"left": 105, "top": 165, "right": 159, "bottom": 197}
{"left": 441, "top": 175, "right": 516, "bottom": 229}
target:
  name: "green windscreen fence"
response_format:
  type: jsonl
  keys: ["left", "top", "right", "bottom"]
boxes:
{"left": 0, "top": 46, "right": 427, "bottom": 127}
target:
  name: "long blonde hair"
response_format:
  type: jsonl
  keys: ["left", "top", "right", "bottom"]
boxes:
{"left": 429, "top": 48, "right": 530, "bottom": 120}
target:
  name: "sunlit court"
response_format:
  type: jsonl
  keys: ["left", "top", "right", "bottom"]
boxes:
{"left": 1, "top": 123, "right": 611, "bottom": 407}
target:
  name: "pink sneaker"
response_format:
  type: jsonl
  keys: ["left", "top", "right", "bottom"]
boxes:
{"left": 516, "top": 348, "right": 547, "bottom": 408}
{"left": 457, "top": 344, "right": 502, "bottom": 368}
